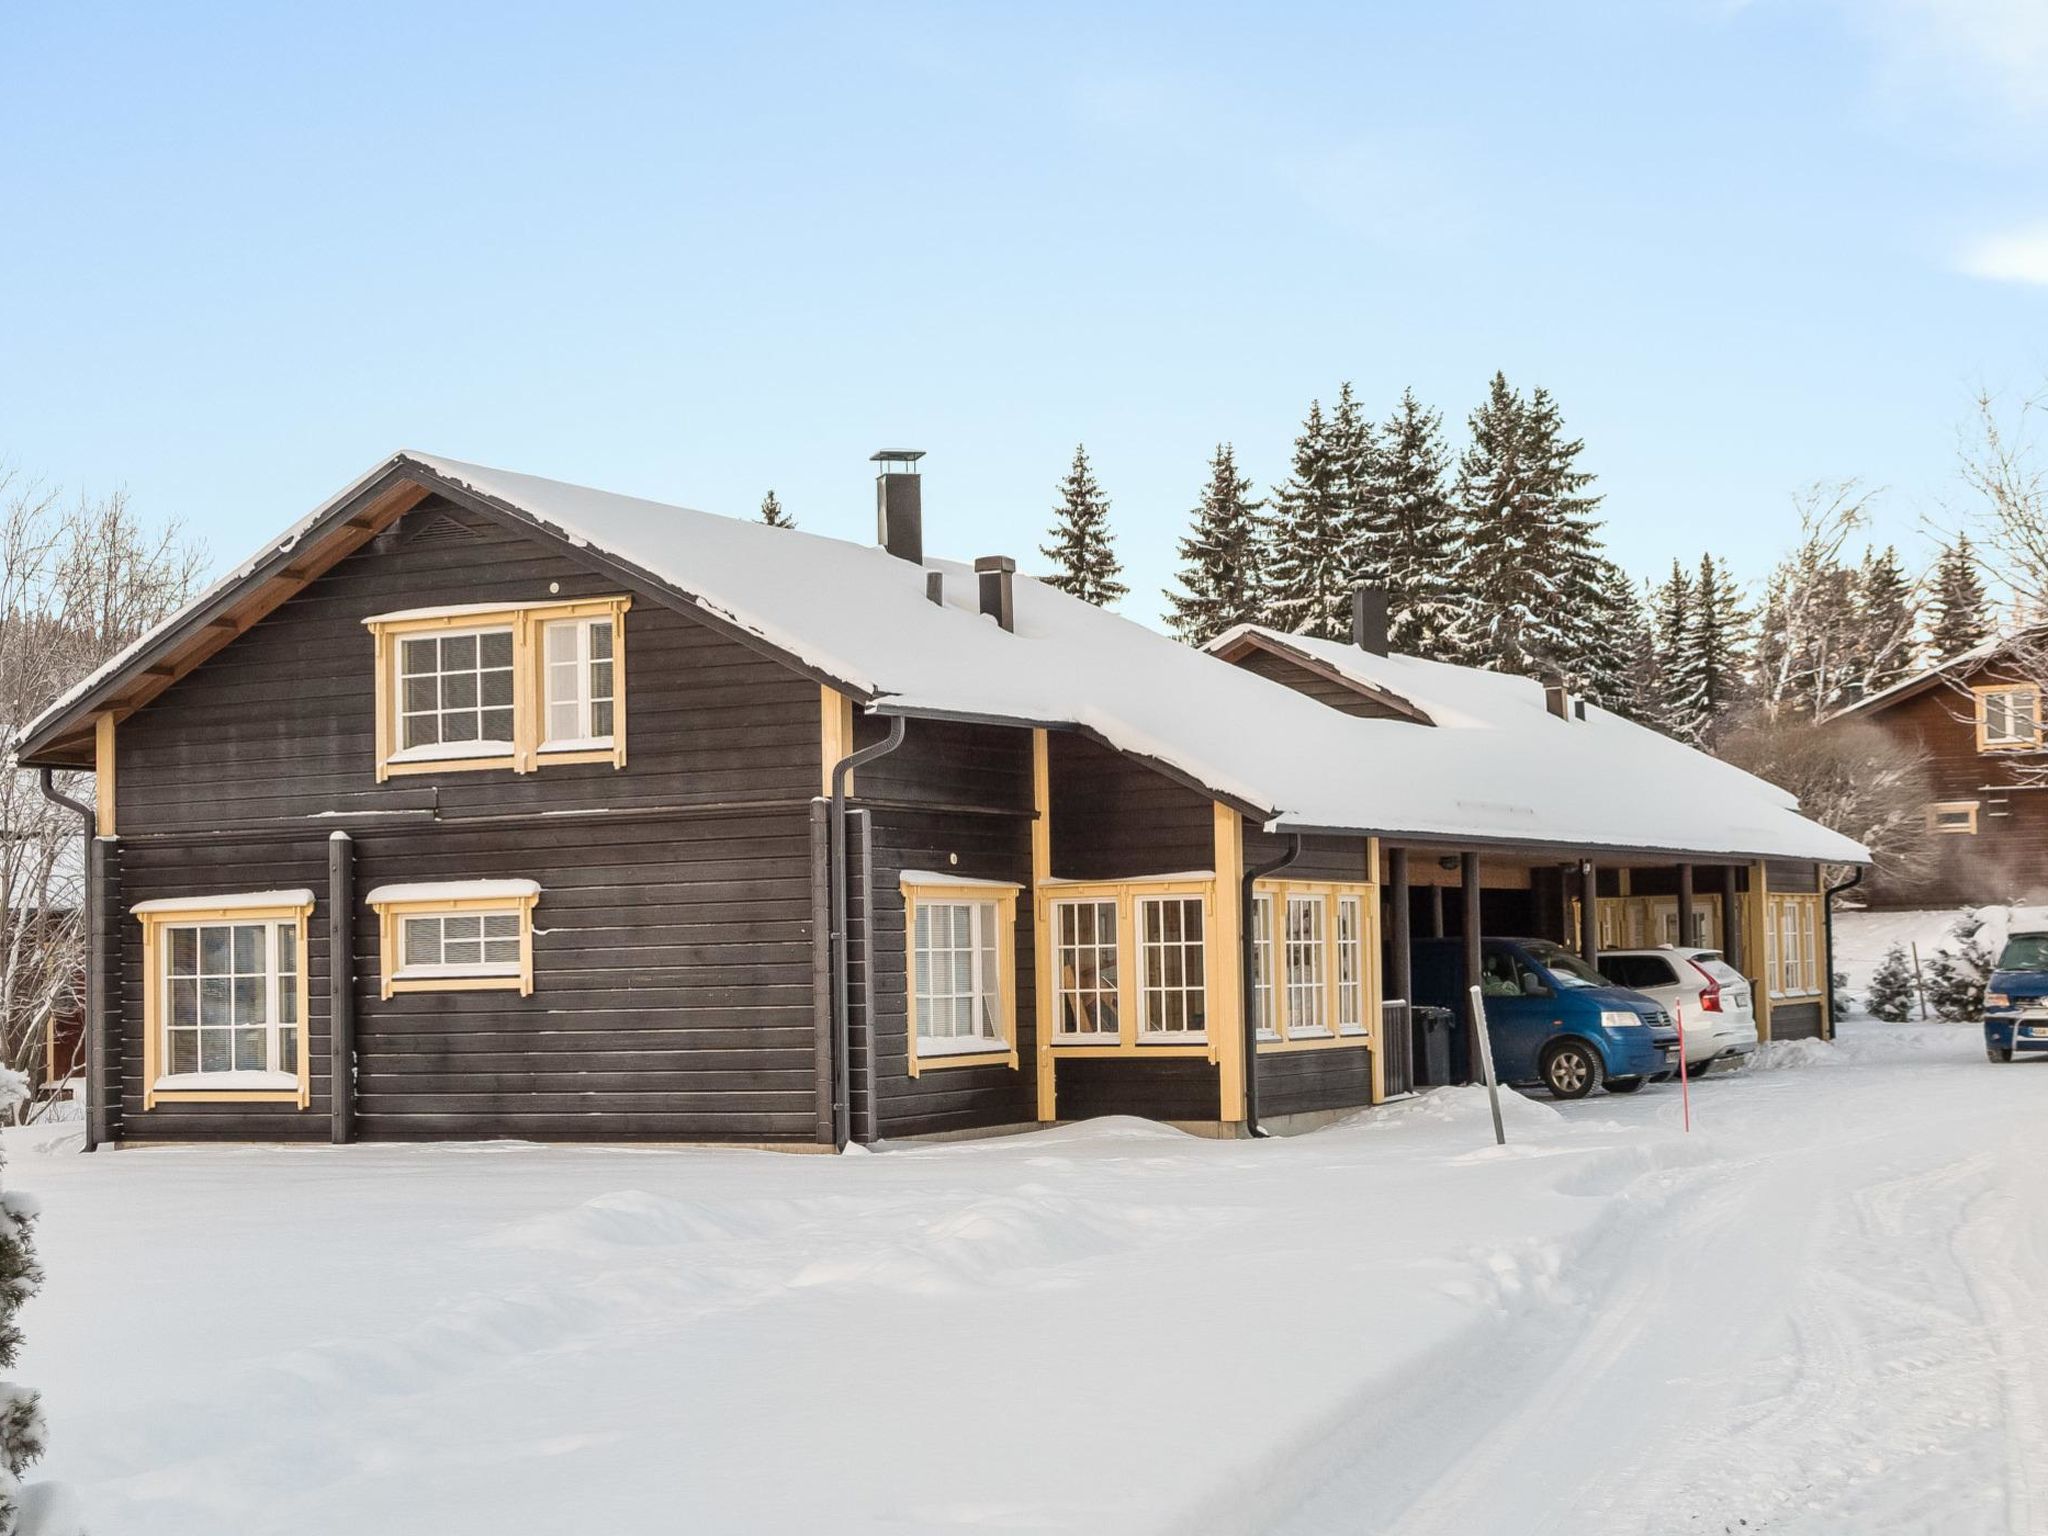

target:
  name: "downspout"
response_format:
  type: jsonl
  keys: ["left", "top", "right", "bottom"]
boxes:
{"left": 37, "top": 769, "right": 96, "bottom": 1153}
{"left": 1822, "top": 866, "right": 1864, "bottom": 1042}
{"left": 829, "top": 714, "right": 907, "bottom": 1151}
{"left": 1240, "top": 832, "right": 1303, "bottom": 1139}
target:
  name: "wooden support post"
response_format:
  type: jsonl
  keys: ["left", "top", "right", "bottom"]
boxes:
{"left": 1212, "top": 802, "right": 1246, "bottom": 1125}
{"left": 1460, "top": 854, "right": 1483, "bottom": 1085}
{"left": 1388, "top": 847, "right": 1413, "bottom": 1007}
{"left": 1720, "top": 865, "right": 1742, "bottom": 970}
{"left": 1676, "top": 863, "right": 1695, "bottom": 950}
{"left": 1579, "top": 860, "right": 1600, "bottom": 968}
{"left": 1430, "top": 882, "right": 1446, "bottom": 939}
{"left": 328, "top": 833, "right": 356, "bottom": 1144}
{"left": 1032, "top": 730, "right": 1057, "bottom": 1122}
{"left": 809, "top": 799, "right": 834, "bottom": 1144}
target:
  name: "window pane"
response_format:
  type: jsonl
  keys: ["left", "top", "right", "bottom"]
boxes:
{"left": 170, "top": 978, "right": 198, "bottom": 1027}
{"left": 548, "top": 701, "right": 580, "bottom": 740}
{"left": 404, "top": 917, "right": 441, "bottom": 967}
{"left": 200, "top": 1029, "right": 230, "bottom": 1073}
{"left": 278, "top": 1028, "right": 297, "bottom": 1075}
{"left": 277, "top": 924, "right": 298, "bottom": 978}
{"left": 591, "top": 700, "right": 614, "bottom": 739}
{"left": 546, "top": 622, "right": 578, "bottom": 664}
{"left": 404, "top": 713, "right": 440, "bottom": 749}
{"left": 169, "top": 928, "right": 198, "bottom": 975}
{"left": 441, "top": 633, "right": 476, "bottom": 669}
{"left": 444, "top": 711, "right": 479, "bottom": 743}
{"left": 233, "top": 975, "right": 266, "bottom": 1025}
{"left": 200, "top": 925, "right": 231, "bottom": 974}
{"left": 200, "top": 976, "right": 231, "bottom": 1025}
{"left": 480, "top": 630, "right": 514, "bottom": 668}
{"left": 443, "top": 670, "right": 478, "bottom": 708}
{"left": 401, "top": 637, "right": 437, "bottom": 676}
{"left": 169, "top": 1030, "right": 198, "bottom": 1075}
{"left": 482, "top": 667, "right": 513, "bottom": 708}
{"left": 481, "top": 707, "right": 514, "bottom": 742}
{"left": 233, "top": 1028, "right": 266, "bottom": 1071}
{"left": 403, "top": 673, "right": 439, "bottom": 712}
{"left": 589, "top": 620, "right": 613, "bottom": 661}
{"left": 233, "top": 924, "right": 265, "bottom": 974}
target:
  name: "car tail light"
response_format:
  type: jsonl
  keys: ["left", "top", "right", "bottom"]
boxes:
{"left": 1687, "top": 957, "right": 1723, "bottom": 1012}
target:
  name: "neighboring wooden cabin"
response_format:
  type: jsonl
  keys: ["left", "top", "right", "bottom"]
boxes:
{"left": 1834, "top": 639, "right": 2048, "bottom": 909}
{"left": 16, "top": 452, "right": 1863, "bottom": 1151}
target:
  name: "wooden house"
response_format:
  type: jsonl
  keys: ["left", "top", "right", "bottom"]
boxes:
{"left": 16, "top": 451, "right": 1865, "bottom": 1151}
{"left": 1834, "top": 637, "right": 2048, "bottom": 908}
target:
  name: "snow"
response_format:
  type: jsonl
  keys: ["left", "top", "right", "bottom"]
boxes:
{"left": 1833, "top": 905, "right": 2048, "bottom": 1017}
{"left": 385, "top": 740, "right": 516, "bottom": 764}
{"left": 128, "top": 890, "right": 315, "bottom": 915}
{"left": 21, "top": 451, "right": 1864, "bottom": 866}
{"left": 23, "top": 1022, "right": 2048, "bottom": 1534}
{"left": 895, "top": 870, "right": 1026, "bottom": 890}
{"left": 361, "top": 879, "right": 541, "bottom": 905}
{"left": 150, "top": 1071, "right": 299, "bottom": 1093}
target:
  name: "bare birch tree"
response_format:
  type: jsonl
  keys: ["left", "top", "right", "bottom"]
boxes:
{"left": 1, "top": 472, "right": 200, "bottom": 1120}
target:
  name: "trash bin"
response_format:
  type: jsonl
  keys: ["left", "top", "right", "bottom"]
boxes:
{"left": 1411, "top": 1005, "right": 1455, "bottom": 1088}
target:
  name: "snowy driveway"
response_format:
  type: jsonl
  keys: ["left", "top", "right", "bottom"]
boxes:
{"left": 17, "top": 1022, "right": 2047, "bottom": 1536}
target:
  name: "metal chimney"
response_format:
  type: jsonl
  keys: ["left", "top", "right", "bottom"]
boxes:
{"left": 1542, "top": 677, "right": 1571, "bottom": 720}
{"left": 975, "top": 556, "right": 1016, "bottom": 632}
{"left": 872, "top": 450, "right": 925, "bottom": 564}
{"left": 1351, "top": 588, "right": 1390, "bottom": 656}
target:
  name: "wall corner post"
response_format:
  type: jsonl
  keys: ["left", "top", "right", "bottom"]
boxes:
{"left": 328, "top": 832, "right": 357, "bottom": 1144}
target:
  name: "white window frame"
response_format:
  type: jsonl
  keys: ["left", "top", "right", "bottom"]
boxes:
{"left": 905, "top": 883, "right": 1019, "bottom": 1074}
{"left": 1135, "top": 894, "right": 1208, "bottom": 1040}
{"left": 394, "top": 623, "right": 518, "bottom": 763}
{"left": 1336, "top": 895, "right": 1367, "bottom": 1036}
{"left": 398, "top": 908, "right": 526, "bottom": 983}
{"left": 1978, "top": 685, "right": 2041, "bottom": 751}
{"left": 540, "top": 614, "right": 618, "bottom": 753}
{"left": 1253, "top": 893, "right": 1278, "bottom": 1039}
{"left": 1052, "top": 897, "right": 1119, "bottom": 1038}
{"left": 1283, "top": 893, "right": 1331, "bottom": 1038}
{"left": 1767, "top": 892, "right": 1821, "bottom": 999}
{"left": 368, "top": 881, "right": 541, "bottom": 999}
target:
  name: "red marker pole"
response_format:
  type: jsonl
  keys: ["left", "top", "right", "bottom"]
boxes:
{"left": 1675, "top": 1002, "right": 1692, "bottom": 1133}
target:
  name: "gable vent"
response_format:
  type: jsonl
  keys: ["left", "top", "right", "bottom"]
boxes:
{"left": 402, "top": 509, "right": 484, "bottom": 548}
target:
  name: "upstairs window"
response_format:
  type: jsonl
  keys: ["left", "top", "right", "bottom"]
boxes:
{"left": 1977, "top": 686, "right": 2040, "bottom": 752}
{"left": 366, "top": 596, "right": 630, "bottom": 779}
{"left": 1927, "top": 801, "right": 1980, "bottom": 835}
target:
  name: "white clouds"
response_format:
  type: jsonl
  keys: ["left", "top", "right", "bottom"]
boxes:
{"left": 1863, "top": 0, "right": 2048, "bottom": 119}
{"left": 1958, "top": 224, "right": 2048, "bottom": 285}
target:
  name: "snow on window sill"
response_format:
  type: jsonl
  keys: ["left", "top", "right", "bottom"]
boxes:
{"left": 915, "top": 1035, "right": 1010, "bottom": 1057}
{"left": 1137, "top": 1033, "right": 1208, "bottom": 1045}
{"left": 1337, "top": 1025, "right": 1371, "bottom": 1038}
{"left": 388, "top": 741, "right": 516, "bottom": 765}
{"left": 1286, "top": 1028, "right": 1336, "bottom": 1041}
{"left": 538, "top": 737, "right": 614, "bottom": 754}
{"left": 154, "top": 1071, "right": 299, "bottom": 1093}
{"left": 395, "top": 964, "right": 522, "bottom": 981}
{"left": 1255, "top": 1029, "right": 1282, "bottom": 1043}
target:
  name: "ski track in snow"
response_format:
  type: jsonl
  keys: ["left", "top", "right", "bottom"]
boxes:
{"left": 14, "top": 1021, "right": 2048, "bottom": 1535}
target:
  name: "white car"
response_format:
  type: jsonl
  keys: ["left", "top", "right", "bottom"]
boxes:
{"left": 1597, "top": 947, "right": 1759, "bottom": 1071}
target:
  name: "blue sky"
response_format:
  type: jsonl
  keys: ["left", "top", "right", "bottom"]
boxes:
{"left": 4, "top": 0, "right": 2046, "bottom": 626}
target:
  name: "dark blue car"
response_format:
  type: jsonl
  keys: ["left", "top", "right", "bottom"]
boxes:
{"left": 1983, "top": 929, "right": 2048, "bottom": 1063}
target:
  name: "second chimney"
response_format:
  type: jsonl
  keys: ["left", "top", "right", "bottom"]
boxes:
{"left": 1351, "top": 588, "right": 1390, "bottom": 656}
{"left": 975, "top": 555, "right": 1016, "bottom": 632}
{"left": 873, "top": 449, "right": 925, "bottom": 564}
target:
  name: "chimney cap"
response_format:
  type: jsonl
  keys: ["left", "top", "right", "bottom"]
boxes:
{"left": 870, "top": 449, "right": 926, "bottom": 465}
{"left": 973, "top": 555, "right": 1017, "bottom": 574}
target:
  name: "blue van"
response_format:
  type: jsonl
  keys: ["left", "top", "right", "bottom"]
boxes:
{"left": 1982, "top": 928, "right": 2048, "bottom": 1063}
{"left": 1411, "top": 936, "right": 1681, "bottom": 1098}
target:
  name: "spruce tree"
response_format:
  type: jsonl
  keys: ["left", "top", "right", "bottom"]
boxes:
{"left": 1040, "top": 445, "right": 1127, "bottom": 607}
{"left": 1374, "top": 388, "right": 1462, "bottom": 656}
{"left": 1165, "top": 444, "right": 1265, "bottom": 645}
{"left": 1864, "top": 943, "right": 1915, "bottom": 1022}
{"left": 1689, "top": 554, "right": 1749, "bottom": 742}
{"left": 1578, "top": 560, "right": 1652, "bottom": 719}
{"left": 0, "top": 1073, "right": 48, "bottom": 1532}
{"left": 759, "top": 490, "right": 794, "bottom": 529}
{"left": 1452, "top": 373, "right": 1537, "bottom": 672}
{"left": 1849, "top": 545, "right": 1918, "bottom": 700}
{"left": 1263, "top": 398, "right": 1354, "bottom": 638}
{"left": 1650, "top": 560, "right": 1697, "bottom": 736}
{"left": 1926, "top": 536, "right": 1992, "bottom": 663}
{"left": 1329, "top": 381, "right": 1384, "bottom": 592}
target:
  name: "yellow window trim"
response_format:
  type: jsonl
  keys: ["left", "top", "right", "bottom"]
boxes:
{"left": 1765, "top": 891, "right": 1822, "bottom": 1000}
{"left": 369, "top": 890, "right": 540, "bottom": 999}
{"left": 1973, "top": 682, "right": 2042, "bottom": 753}
{"left": 366, "top": 596, "right": 631, "bottom": 782}
{"left": 1252, "top": 878, "right": 1380, "bottom": 1054}
{"left": 1575, "top": 892, "right": 1725, "bottom": 951}
{"left": 1927, "top": 800, "right": 1980, "bottom": 834}
{"left": 901, "top": 880, "right": 1021, "bottom": 1075}
{"left": 137, "top": 897, "right": 315, "bottom": 1111}
{"left": 1041, "top": 877, "right": 1218, "bottom": 1058}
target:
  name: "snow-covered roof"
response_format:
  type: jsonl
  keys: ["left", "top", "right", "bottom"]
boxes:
{"left": 1204, "top": 627, "right": 1868, "bottom": 864}
{"left": 131, "top": 890, "right": 316, "bottom": 915}
{"left": 20, "top": 450, "right": 1868, "bottom": 865}
{"left": 1831, "top": 630, "right": 2038, "bottom": 720}
{"left": 364, "top": 879, "right": 542, "bottom": 906}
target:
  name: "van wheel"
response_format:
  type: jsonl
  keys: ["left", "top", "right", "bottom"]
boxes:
{"left": 1605, "top": 1076, "right": 1645, "bottom": 1094}
{"left": 1541, "top": 1040, "right": 1602, "bottom": 1100}
{"left": 1989, "top": 1046, "right": 2015, "bottom": 1063}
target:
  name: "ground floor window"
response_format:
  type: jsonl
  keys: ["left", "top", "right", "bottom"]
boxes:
{"left": 134, "top": 890, "right": 316, "bottom": 1108}
{"left": 366, "top": 879, "right": 541, "bottom": 998}
{"left": 903, "top": 878, "right": 1020, "bottom": 1073}
{"left": 1252, "top": 894, "right": 1277, "bottom": 1038}
{"left": 1053, "top": 898, "right": 1119, "bottom": 1036}
{"left": 1336, "top": 895, "right": 1366, "bottom": 1035}
{"left": 1283, "top": 894, "right": 1329, "bottom": 1037}
{"left": 1766, "top": 892, "right": 1822, "bottom": 998}
{"left": 1256, "top": 880, "right": 1376, "bottom": 1047}
{"left": 1137, "top": 896, "right": 1207, "bottom": 1037}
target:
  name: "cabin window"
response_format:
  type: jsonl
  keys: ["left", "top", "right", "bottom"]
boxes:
{"left": 1977, "top": 686, "right": 2040, "bottom": 752}
{"left": 365, "top": 596, "right": 631, "bottom": 780}
{"left": 1926, "top": 801, "right": 1980, "bottom": 835}
{"left": 1336, "top": 895, "right": 1366, "bottom": 1035}
{"left": 1052, "top": 898, "right": 1119, "bottom": 1036}
{"left": 541, "top": 616, "right": 617, "bottom": 750}
{"left": 1252, "top": 894, "right": 1278, "bottom": 1039}
{"left": 1136, "top": 895, "right": 1207, "bottom": 1038}
{"left": 1766, "top": 892, "right": 1822, "bottom": 998}
{"left": 1283, "top": 894, "right": 1330, "bottom": 1037}
{"left": 134, "top": 891, "right": 315, "bottom": 1108}
{"left": 902, "top": 879, "right": 1019, "bottom": 1074}
{"left": 366, "top": 880, "right": 541, "bottom": 999}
